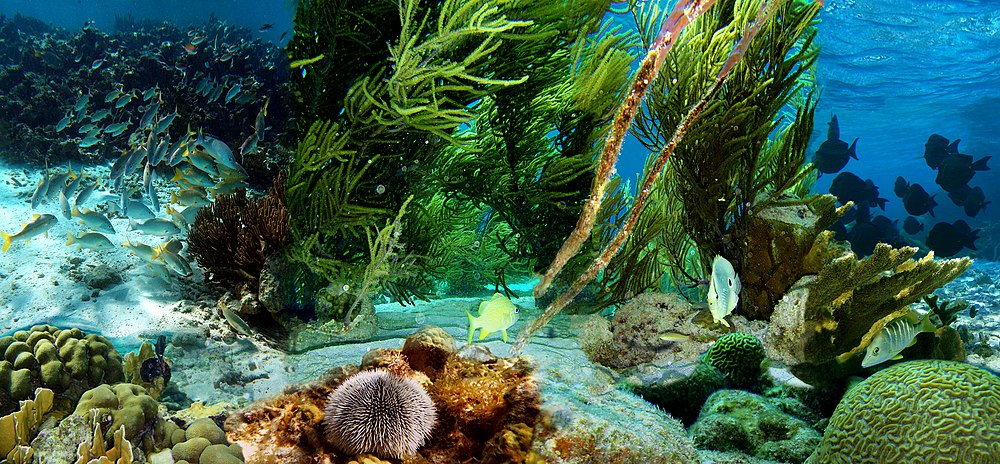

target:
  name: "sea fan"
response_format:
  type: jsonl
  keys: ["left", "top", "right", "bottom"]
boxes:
{"left": 323, "top": 369, "right": 436, "bottom": 459}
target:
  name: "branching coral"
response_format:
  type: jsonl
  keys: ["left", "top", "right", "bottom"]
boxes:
{"left": 765, "top": 241, "right": 972, "bottom": 384}
{"left": 189, "top": 173, "right": 290, "bottom": 292}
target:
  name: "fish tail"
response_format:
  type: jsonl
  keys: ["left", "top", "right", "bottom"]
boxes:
{"left": 466, "top": 311, "right": 476, "bottom": 345}
{"left": 65, "top": 232, "right": 76, "bottom": 246}
{"left": 1, "top": 232, "right": 11, "bottom": 252}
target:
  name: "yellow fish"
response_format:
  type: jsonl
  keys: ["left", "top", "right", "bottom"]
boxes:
{"left": 466, "top": 292, "right": 519, "bottom": 344}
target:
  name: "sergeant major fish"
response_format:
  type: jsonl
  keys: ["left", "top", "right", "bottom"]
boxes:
{"left": 466, "top": 292, "right": 519, "bottom": 344}
{"left": 2, "top": 214, "right": 58, "bottom": 252}
{"left": 707, "top": 255, "right": 741, "bottom": 327}
{"left": 861, "top": 309, "right": 936, "bottom": 368}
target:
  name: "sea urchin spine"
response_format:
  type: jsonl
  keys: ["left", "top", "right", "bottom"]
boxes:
{"left": 323, "top": 369, "right": 437, "bottom": 459}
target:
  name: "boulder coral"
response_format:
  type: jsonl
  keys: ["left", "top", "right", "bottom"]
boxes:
{"left": 0, "top": 325, "right": 124, "bottom": 415}
{"left": 806, "top": 360, "right": 1000, "bottom": 463}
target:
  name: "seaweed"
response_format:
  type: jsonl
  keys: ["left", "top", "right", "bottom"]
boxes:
{"left": 286, "top": 0, "right": 637, "bottom": 324}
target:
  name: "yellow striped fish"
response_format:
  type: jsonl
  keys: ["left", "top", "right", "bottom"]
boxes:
{"left": 861, "top": 309, "right": 936, "bottom": 368}
{"left": 466, "top": 292, "right": 519, "bottom": 344}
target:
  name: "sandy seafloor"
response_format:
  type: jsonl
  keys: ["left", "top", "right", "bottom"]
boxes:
{"left": 2, "top": 159, "right": 1000, "bottom": 460}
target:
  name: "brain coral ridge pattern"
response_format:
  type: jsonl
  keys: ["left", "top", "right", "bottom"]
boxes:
{"left": 807, "top": 360, "right": 1000, "bottom": 463}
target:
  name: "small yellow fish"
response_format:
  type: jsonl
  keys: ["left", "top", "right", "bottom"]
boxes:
{"left": 289, "top": 53, "right": 325, "bottom": 69}
{"left": 707, "top": 255, "right": 741, "bottom": 327}
{"left": 659, "top": 332, "right": 691, "bottom": 342}
{"left": 861, "top": 309, "right": 936, "bottom": 368}
{"left": 466, "top": 292, "right": 519, "bottom": 344}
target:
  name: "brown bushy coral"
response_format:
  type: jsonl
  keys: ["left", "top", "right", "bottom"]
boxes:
{"left": 226, "top": 327, "right": 540, "bottom": 464}
{"left": 189, "top": 173, "right": 290, "bottom": 291}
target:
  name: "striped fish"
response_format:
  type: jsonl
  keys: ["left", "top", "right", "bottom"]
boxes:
{"left": 861, "top": 309, "right": 936, "bottom": 368}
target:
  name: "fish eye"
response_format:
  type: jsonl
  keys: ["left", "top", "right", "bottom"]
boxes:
{"left": 873, "top": 347, "right": 879, "bottom": 354}
{"left": 514, "top": 308, "right": 519, "bottom": 313}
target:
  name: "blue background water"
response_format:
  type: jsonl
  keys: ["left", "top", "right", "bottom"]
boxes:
{"left": 3, "top": 0, "right": 997, "bottom": 231}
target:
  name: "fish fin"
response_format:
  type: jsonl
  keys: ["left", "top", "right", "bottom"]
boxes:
{"left": 1, "top": 232, "right": 11, "bottom": 252}
{"left": 466, "top": 311, "right": 476, "bottom": 344}
{"left": 501, "top": 329, "right": 508, "bottom": 343}
{"left": 890, "top": 354, "right": 904, "bottom": 361}
{"left": 66, "top": 232, "right": 75, "bottom": 246}
{"left": 31, "top": 213, "right": 39, "bottom": 220}
{"left": 479, "top": 329, "right": 491, "bottom": 341}
{"left": 849, "top": 138, "right": 859, "bottom": 159}
{"left": 972, "top": 156, "right": 991, "bottom": 171}
{"left": 720, "top": 318, "right": 731, "bottom": 328}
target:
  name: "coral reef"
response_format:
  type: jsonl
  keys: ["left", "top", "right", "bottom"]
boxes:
{"left": 123, "top": 342, "right": 169, "bottom": 400}
{"left": 690, "top": 389, "right": 821, "bottom": 464}
{"left": 76, "top": 423, "right": 134, "bottom": 464}
{"left": 226, "top": 326, "right": 540, "bottom": 463}
{"left": 0, "top": 387, "right": 53, "bottom": 464}
{"left": 0, "top": 325, "right": 124, "bottom": 416}
{"left": 806, "top": 360, "right": 1000, "bottom": 463}
{"left": 765, "top": 242, "right": 972, "bottom": 384}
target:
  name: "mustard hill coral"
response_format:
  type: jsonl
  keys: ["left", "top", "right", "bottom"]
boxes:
{"left": 805, "top": 360, "right": 1000, "bottom": 463}
{"left": 74, "top": 383, "right": 159, "bottom": 445}
{"left": 764, "top": 240, "right": 971, "bottom": 384}
{"left": 322, "top": 369, "right": 436, "bottom": 459}
{"left": 0, "top": 325, "right": 124, "bottom": 416}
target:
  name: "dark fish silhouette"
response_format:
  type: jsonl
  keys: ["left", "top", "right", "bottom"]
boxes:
{"left": 963, "top": 186, "right": 989, "bottom": 217}
{"left": 902, "top": 183, "right": 937, "bottom": 217}
{"left": 259, "top": 23, "right": 274, "bottom": 32}
{"left": 947, "top": 184, "right": 972, "bottom": 206}
{"left": 813, "top": 115, "right": 858, "bottom": 174}
{"left": 924, "top": 134, "right": 958, "bottom": 170}
{"left": 936, "top": 153, "right": 991, "bottom": 192}
{"left": 848, "top": 221, "right": 880, "bottom": 257}
{"left": 894, "top": 176, "right": 909, "bottom": 198}
{"left": 830, "top": 172, "right": 886, "bottom": 209}
{"left": 925, "top": 220, "right": 979, "bottom": 258}
{"left": 902, "top": 216, "right": 923, "bottom": 235}
{"left": 871, "top": 215, "right": 900, "bottom": 245}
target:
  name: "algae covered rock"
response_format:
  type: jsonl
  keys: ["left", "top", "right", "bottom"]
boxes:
{"left": 0, "top": 325, "right": 124, "bottom": 415}
{"left": 806, "top": 360, "right": 1000, "bottom": 463}
{"left": 690, "top": 389, "right": 821, "bottom": 463}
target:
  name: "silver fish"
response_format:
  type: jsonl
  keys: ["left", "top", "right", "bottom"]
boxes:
{"left": 75, "top": 182, "right": 96, "bottom": 207}
{"left": 72, "top": 207, "right": 115, "bottom": 234}
{"left": 130, "top": 218, "right": 181, "bottom": 236}
{"left": 56, "top": 114, "right": 73, "bottom": 132}
{"left": 66, "top": 231, "right": 116, "bottom": 251}
{"left": 707, "top": 255, "right": 741, "bottom": 327}
{"left": 225, "top": 83, "right": 242, "bottom": 104}
{"left": 74, "top": 93, "right": 90, "bottom": 112}
{"left": 58, "top": 190, "right": 72, "bottom": 219}
{"left": 114, "top": 93, "right": 133, "bottom": 109}
{"left": 30, "top": 176, "right": 49, "bottom": 209}
{"left": 2, "top": 214, "right": 58, "bottom": 252}
{"left": 139, "top": 101, "right": 159, "bottom": 129}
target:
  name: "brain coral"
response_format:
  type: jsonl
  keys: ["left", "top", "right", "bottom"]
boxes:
{"left": 702, "top": 332, "right": 767, "bottom": 389}
{"left": 323, "top": 369, "right": 436, "bottom": 459}
{"left": 807, "top": 360, "right": 1000, "bottom": 463}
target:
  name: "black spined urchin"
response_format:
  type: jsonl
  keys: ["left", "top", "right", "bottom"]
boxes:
{"left": 323, "top": 368, "right": 437, "bottom": 459}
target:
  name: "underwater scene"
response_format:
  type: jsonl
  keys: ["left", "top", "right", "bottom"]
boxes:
{"left": 0, "top": 0, "right": 997, "bottom": 462}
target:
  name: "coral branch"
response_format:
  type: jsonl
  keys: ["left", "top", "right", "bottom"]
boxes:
{"left": 515, "top": 0, "right": 779, "bottom": 356}
{"left": 533, "top": 0, "right": 720, "bottom": 300}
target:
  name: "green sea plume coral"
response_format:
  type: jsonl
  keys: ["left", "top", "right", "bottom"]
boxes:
{"left": 287, "top": 0, "right": 639, "bottom": 323}
{"left": 805, "top": 360, "right": 1000, "bottom": 463}
{"left": 599, "top": 0, "right": 821, "bottom": 307}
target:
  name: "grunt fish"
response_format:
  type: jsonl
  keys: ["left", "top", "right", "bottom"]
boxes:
{"left": 114, "top": 93, "right": 133, "bottom": 109}
{"left": 56, "top": 113, "right": 73, "bottom": 132}
{"left": 58, "top": 190, "right": 72, "bottom": 220}
{"left": 66, "top": 231, "right": 116, "bottom": 251}
{"left": 30, "top": 176, "right": 49, "bottom": 209}
{"left": 225, "top": 83, "right": 242, "bottom": 104}
{"left": 466, "top": 292, "right": 519, "bottom": 344}
{"left": 72, "top": 206, "right": 115, "bottom": 234}
{"left": 122, "top": 240, "right": 158, "bottom": 262}
{"left": 74, "top": 93, "right": 90, "bottom": 112}
{"left": 2, "top": 214, "right": 57, "bottom": 252}
{"left": 707, "top": 255, "right": 741, "bottom": 327}
{"left": 861, "top": 309, "right": 937, "bottom": 368}
{"left": 130, "top": 218, "right": 181, "bottom": 237}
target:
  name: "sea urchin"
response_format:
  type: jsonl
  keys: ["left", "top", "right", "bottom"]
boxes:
{"left": 323, "top": 368, "right": 437, "bottom": 459}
